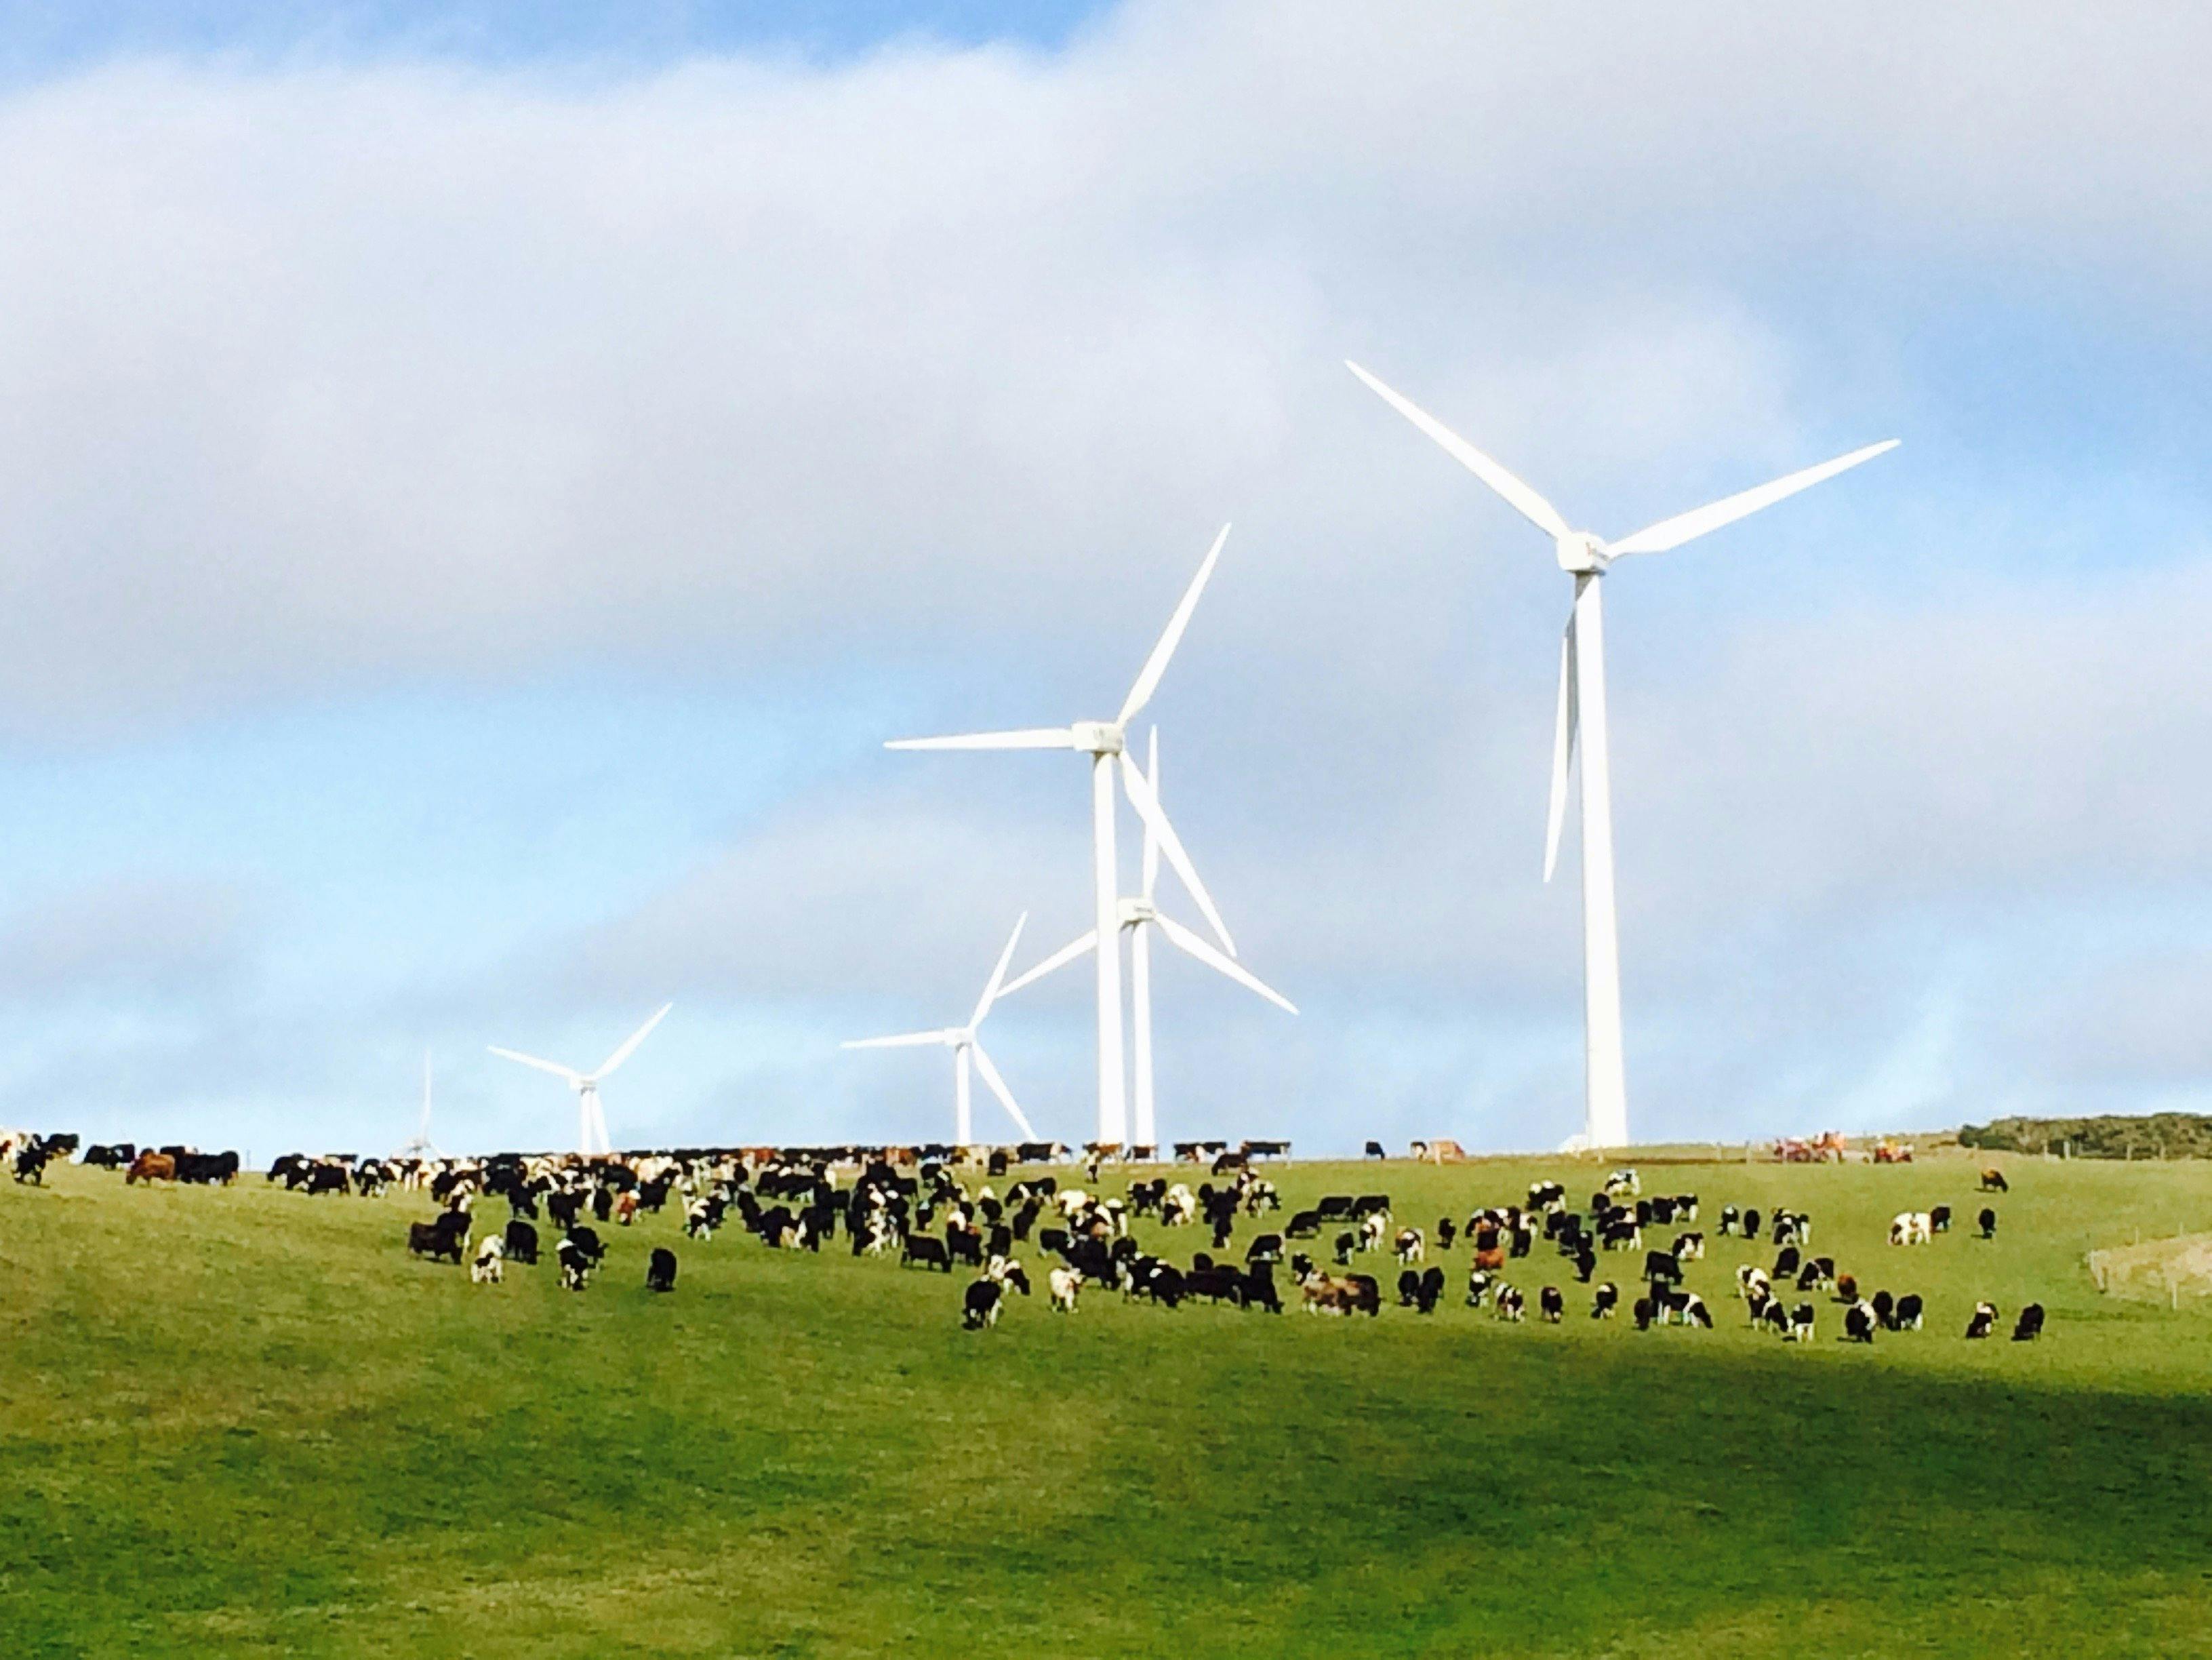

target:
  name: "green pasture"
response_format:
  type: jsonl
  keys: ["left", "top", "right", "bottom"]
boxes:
{"left": 3, "top": 1151, "right": 2210, "bottom": 1657}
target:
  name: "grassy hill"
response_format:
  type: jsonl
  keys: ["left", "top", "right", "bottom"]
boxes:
{"left": 5, "top": 1152, "right": 2211, "bottom": 1658}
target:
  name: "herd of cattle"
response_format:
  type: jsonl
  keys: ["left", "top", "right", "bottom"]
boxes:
{"left": 5, "top": 1127, "right": 2051, "bottom": 1347}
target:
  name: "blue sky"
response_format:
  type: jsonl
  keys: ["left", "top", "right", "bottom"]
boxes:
{"left": 2, "top": 1, "right": 2211, "bottom": 1158}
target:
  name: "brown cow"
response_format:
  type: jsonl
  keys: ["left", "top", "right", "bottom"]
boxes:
{"left": 125, "top": 1151, "right": 177, "bottom": 1185}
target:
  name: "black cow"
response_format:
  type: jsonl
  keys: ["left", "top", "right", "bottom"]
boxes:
{"left": 407, "top": 1212, "right": 470, "bottom": 1263}
{"left": 565, "top": 1225, "right": 606, "bottom": 1265}
{"left": 2012, "top": 1303, "right": 2045, "bottom": 1341}
{"left": 1872, "top": 1289, "right": 1896, "bottom": 1329}
{"left": 504, "top": 1219, "right": 540, "bottom": 1264}
{"left": 646, "top": 1247, "right": 678, "bottom": 1292}
{"left": 1844, "top": 1303, "right": 1875, "bottom": 1343}
{"left": 902, "top": 1235, "right": 952, "bottom": 1272}
{"left": 1929, "top": 1205, "right": 1952, "bottom": 1234}
{"left": 1978, "top": 1208, "right": 1998, "bottom": 1240}
{"left": 1539, "top": 1284, "right": 1563, "bottom": 1323}
{"left": 962, "top": 1278, "right": 1004, "bottom": 1330}
{"left": 1187, "top": 1265, "right": 1246, "bottom": 1307}
{"left": 1243, "top": 1262, "right": 1283, "bottom": 1313}
{"left": 1895, "top": 1292, "right": 1924, "bottom": 1330}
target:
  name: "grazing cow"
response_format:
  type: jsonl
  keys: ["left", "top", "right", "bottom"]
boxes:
{"left": 1895, "top": 1293, "right": 1925, "bottom": 1330}
{"left": 1591, "top": 1282, "right": 1620, "bottom": 1319}
{"left": 1889, "top": 1211, "right": 1933, "bottom": 1246}
{"left": 1048, "top": 1266, "right": 1081, "bottom": 1313}
{"left": 1411, "top": 1265, "right": 1445, "bottom": 1314}
{"left": 1540, "top": 1284, "right": 1563, "bottom": 1324}
{"left": 83, "top": 1143, "right": 135, "bottom": 1170}
{"left": 1761, "top": 1299, "right": 1790, "bottom": 1337}
{"left": 1464, "top": 1268, "right": 1493, "bottom": 1309}
{"left": 1740, "top": 1208, "right": 1763, "bottom": 1243}
{"left": 1357, "top": 1212, "right": 1390, "bottom": 1254}
{"left": 1718, "top": 1204, "right": 1740, "bottom": 1237}
{"left": 1243, "top": 1263, "right": 1285, "bottom": 1314}
{"left": 1773, "top": 1246, "right": 1802, "bottom": 1280}
{"left": 1672, "top": 1231, "right": 1706, "bottom": 1263}
{"left": 1843, "top": 1301, "right": 1876, "bottom": 1343}
{"left": 1364, "top": 1140, "right": 1386, "bottom": 1160}
{"left": 902, "top": 1235, "right": 953, "bottom": 1273}
{"left": 471, "top": 1236, "right": 505, "bottom": 1283}
{"left": 1435, "top": 1217, "right": 1457, "bottom": 1251}
{"left": 1493, "top": 1284, "right": 1525, "bottom": 1322}
{"left": 1395, "top": 1268, "right": 1422, "bottom": 1307}
{"left": 1787, "top": 1303, "right": 1816, "bottom": 1342}
{"left": 1979, "top": 1168, "right": 2009, "bottom": 1193}
{"left": 409, "top": 1214, "right": 469, "bottom": 1263}
{"left": 1736, "top": 1265, "right": 1771, "bottom": 1302}
{"left": 1285, "top": 1209, "right": 1323, "bottom": 1240}
{"left": 557, "top": 1238, "right": 592, "bottom": 1291}
{"left": 1929, "top": 1204, "right": 1952, "bottom": 1234}
{"left": 1393, "top": 1227, "right": 1425, "bottom": 1265}
{"left": 646, "top": 1247, "right": 678, "bottom": 1292}
{"left": 1872, "top": 1289, "right": 1895, "bottom": 1329}
{"left": 1977, "top": 1208, "right": 1998, "bottom": 1240}
{"left": 1632, "top": 1297, "right": 1655, "bottom": 1330}
{"left": 1965, "top": 1301, "right": 1997, "bottom": 1339}
{"left": 565, "top": 1225, "right": 605, "bottom": 1265}
{"left": 503, "top": 1219, "right": 539, "bottom": 1265}
{"left": 1662, "top": 1290, "right": 1712, "bottom": 1328}
{"left": 1186, "top": 1264, "right": 1246, "bottom": 1307}
{"left": 1836, "top": 1273, "right": 1859, "bottom": 1304}
{"left": 2012, "top": 1303, "right": 2044, "bottom": 1341}
{"left": 125, "top": 1151, "right": 177, "bottom": 1185}
{"left": 1333, "top": 1231, "right": 1358, "bottom": 1267}
{"left": 1245, "top": 1233, "right": 1285, "bottom": 1265}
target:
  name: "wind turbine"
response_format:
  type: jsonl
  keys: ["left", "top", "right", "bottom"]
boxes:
{"left": 1348, "top": 360, "right": 1896, "bottom": 1151}
{"left": 396, "top": 1049, "right": 441, "bottom": 1160}
{"left": 1002, "top": 728, "right": 1294, "bottom": 1152}
{"left": 489, "top": 1003, "right": 672, "bottom": 1157}
{"left": 842, "top": 913, "right": 1040, "bottom": 1145}
{"left": 887, "top": 525, "right": 1238, "bottom": 1148}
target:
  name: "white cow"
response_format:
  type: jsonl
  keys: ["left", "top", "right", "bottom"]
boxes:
{"left": 1048, "top": 1267, "right": 1081, "bottom": 1313}
{"left": 1889, "top": 1211, "right": 1933, "bottom": 1246}
{"left": 470, "top": 1236, "right": 505, "bottom": 1284}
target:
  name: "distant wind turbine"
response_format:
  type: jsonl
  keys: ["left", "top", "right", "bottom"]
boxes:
{"left": 396, "top": 1049, "right": 441, "bottom": 1160}
{"left": 887, "top": 526, "right": 1238, "bottom": 1147}
{"left": 489, "top": 1004, "right": 672, "bottom": 1156}
{"left": 843, "top": 913, "right": 1039, "bottom": 1145}
{"left": 1003, "top": 728, "right": 1293, "bottom": 1151}
{"left": 1348, "top": 360, "right": 1897, "bottom": 1151}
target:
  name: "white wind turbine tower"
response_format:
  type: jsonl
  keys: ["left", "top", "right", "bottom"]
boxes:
{"left": 842, "top": 913, "right": 1041, "bottom": 1146}
{"left": 1001, "top": 728, "right": 1294, "bottom": 1151}
{"left": 1348, "top": 361, "right": 1897, "bottom": 1151}
{"left": 887, "top": 526, "right": 1239, "bottom": 1148}
{"left": 396, "top": 1049, "right": 441, "bottom": 1160}
{"left": 489, "top": 1004, "right": 672, "bottom": 1156}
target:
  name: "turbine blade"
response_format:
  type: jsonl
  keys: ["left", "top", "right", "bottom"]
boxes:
{"left": 1545, "top": 614, "right": 1579, "bottom": 884}
{"left": 885, "top": 727, "right": 1078, "bottom": 751}
{"left": 1605, "top": 439, "right": 1899, "bottom": 558}
{"left": 1141, "top": 728, "right": 1162, "bottom": 901}
{"left": 1117, "top": 524, "right": 1230, "bottom": 726}
{"left": 970, "top": 911, "right": 1029, "bottom": 1029}
{"left": 969, "top": 1043, "right": 1039, "bottom": 1141}
{"left": 842, "top": 1030, "right": 957, "bottom": 1050}
{"left": 1155, "top": 913, "right": 1298, "bottom": 1014}
{"left": 999, "top": 930, "right": 1099, "bottom": 998}
{"left": 1119, "top": 751, "right": 1233, "bottom": 955}
{"left": 594, "top": 1002, "right": 672, "bottom": 1078}
{"left": 488, "top": 1046, "right": 582, "bottom": 1086}
{"left": 1346, "top": 361, "right": 1571, "bottom": 540}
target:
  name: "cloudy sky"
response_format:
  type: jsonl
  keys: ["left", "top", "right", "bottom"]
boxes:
{"left": 0, "top": 0, "right": 2206, "bottom": 1157}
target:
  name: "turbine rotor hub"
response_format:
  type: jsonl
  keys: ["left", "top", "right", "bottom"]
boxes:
{"left": 1071, "top": 721, "right": 1125, "bottom": 755}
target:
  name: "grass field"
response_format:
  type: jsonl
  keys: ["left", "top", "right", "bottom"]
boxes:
{"left": 5, "top": 1152, "right": 2211, "bottom": 1658}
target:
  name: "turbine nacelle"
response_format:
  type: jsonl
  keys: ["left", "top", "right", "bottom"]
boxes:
{"left": 1070, "top": 720, "right": 1125, "bottom": 755}
{"left": 1554, "top": 532, "right": 1611, "bottom": 574}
